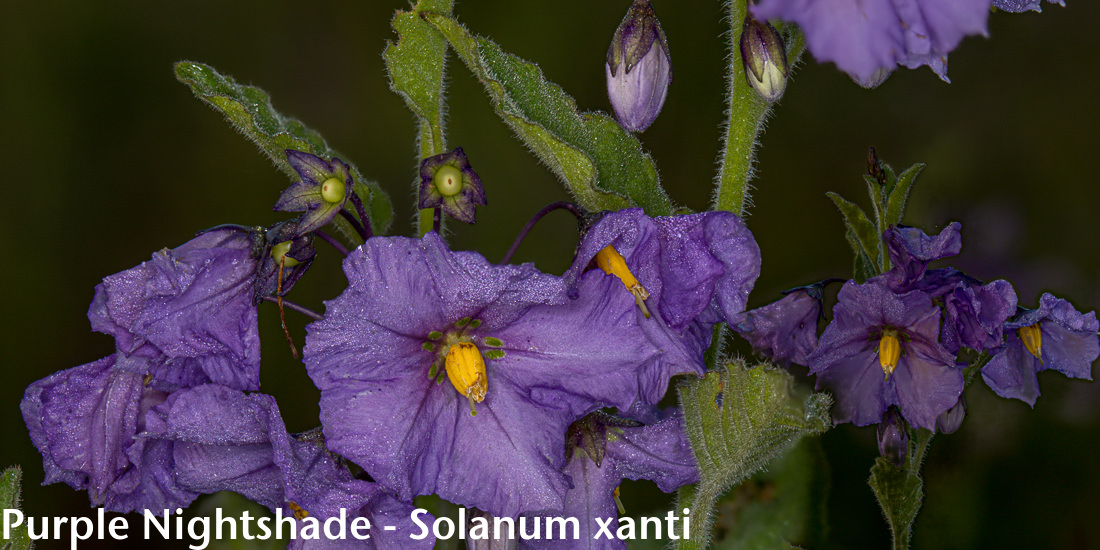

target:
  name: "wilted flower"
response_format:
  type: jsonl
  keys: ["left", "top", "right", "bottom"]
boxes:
{"left": 734, "top": 283, "right": 826, "bottom": 366}
{"left": 740, "top": 13, "right": 789, "bottom": 102}
{"left": 808, "top": 280, "right": 962, "bottom": 430}
{"left": 606, "top": 0, "right": 672, "bottom": 132}
{"left": 304, "top": 233, "right": 685, "bottom": 518}
{"left": 274, "top": 150, "right": 355, "bottom": 236}
{"left": 752, "top": 0, "right": 991, "bottom": 83}
{"left": 418, "top": 147, "right": 487, "bottom": 224}
{"left": 982, "top": 293, "right": 1099, "bottom": 406}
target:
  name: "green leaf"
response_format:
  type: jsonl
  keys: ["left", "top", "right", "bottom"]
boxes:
{"left": 384, "top": 0, "right": 452, "bottom": 159}
{"left": 884, "top": 163, "right": 925, "bottom": 227}
{"left": 174, "top": 61, "right": 393, "bottom": 237}
{"left": 674, "top": 360, "right": 832, "bottom": 550}
{"left": 868, "top": 429, "right": 933, "bottom": 550}
{"left": 828, "top": 191, "right": 883, "bottom": 274}
{"left": 864, "top": 174, "right": 885, "bottom": 233}
{"left": 424, "top": 14, "right": 673, "bottom": 216}
{"left": 0, "top": 466, "right": 32, "bottom": 550}
{"left": 711, "top": 439, "right": 830, "bottom": 550}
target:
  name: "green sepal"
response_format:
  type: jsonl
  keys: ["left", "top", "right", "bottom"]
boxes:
{"left": 174, "top": 61, "right": 393, "bottom": 237}
{"left": 424, "top": 14, "right": 673, "bottom": 216}
{"left": 883, "top": 163, "right": 925, "bottom": 228}
{"left": 711, "top": 438, "right": 830, "bottom": 550}
{"left": 673, "top": 359, "right": 832, "bottom": 550}
{"left": 0, "top": 466, "right": 32, "bottom": 550}
{"left": 868, "top": 429, "right": 934, "bottom": 550}
{"left": 828, "top": 191, "right": 884, "bottom": 274}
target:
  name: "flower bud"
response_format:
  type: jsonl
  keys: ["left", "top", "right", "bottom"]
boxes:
{"left": 877, "top": 406, "right": 909, "bottom": 467}
{"left": 606, "top": 0, "right": 671, "bottom": 132}
{"left": 935, "top": 394, "right": 967, "bottom": 435}
{"left": 740, "top": 14, "right": 788, "bottom": 102}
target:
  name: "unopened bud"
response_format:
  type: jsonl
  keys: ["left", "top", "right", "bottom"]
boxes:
{"left": 877, "top": 407, "right": 909, "bottom": 467}
{"left": 935, "top": 395, "right": 966, "bottom": 435}
{"left": 740, "top": 14, "right": 788, "bottom": 102}
{"left": 606, "top": 0, "right": 671, "bottom": 132}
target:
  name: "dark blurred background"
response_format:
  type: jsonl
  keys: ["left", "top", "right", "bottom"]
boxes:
{"left": 2, "top": 1, "right": 1098, "bottom": 548}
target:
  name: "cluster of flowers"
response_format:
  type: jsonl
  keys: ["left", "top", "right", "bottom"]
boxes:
{"left": 735, "top": 222, "right": 1099, "bottom": 459}
{"left": 22, "top": 142, "right": 770, "bottom": 546}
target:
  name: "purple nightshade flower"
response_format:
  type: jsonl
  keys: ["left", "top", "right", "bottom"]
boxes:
{"left": 274, "top": 150, "right": 355, "bottom": 236}
{"left": 994, "top": 0, "right": 1064, "bottom": 12}
{"left": 734, "top": 284, "right": 825, "bottom": 366}
{"left": 523, "top": 408, "right": 698, "bottom": 550}
{"left": 21, "top": 354, "right": 195, "bottom": 512}
{"left": 941, "top": 279, "right": 1017, "bottom": 354}
{"left": 808, "top": 280, "right": 962, "bottom": 431}
{"left": 87, "top": 228, "right": 263, "bottom": 391}
{"left": 752, "top": 0, "right": 991, "bottom": 84}
{"left": 418, "top": 147, "right": 487, "bottom": 224}
{"left": 879, "top": 222, "right": 963, "bottom": 293}
{"left": 303, "top": 233, "right": 683, "bottom": 518}
{"left": 982, "top": 293, "right": 1099, "bottom": 406}
{"left": 145, "top": 384, "right": 433, "bottom": 550}
{"left": 566, "top": 209, "right": 761, "bottom": 337}
{"left": 606, "top": 0, "right": 672, "bottom": 132}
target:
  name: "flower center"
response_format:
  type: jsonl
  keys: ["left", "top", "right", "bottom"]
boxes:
{"left": 594, "top": 245, "right": 651, "bottom": 319}
{"left": 446, "top": 342, "right": 488, "bottom": 416}
{"left": 878, "top": 329, "right": 902, "bottom": 379}
{"left": 433, "top": 165, "right": 464, "bottom": 197}
{"left": 1019, "top": 323, "right": 1043, "bottom": 362}
{"left": 320, "top": 177, "right": 346, "bottom": 203}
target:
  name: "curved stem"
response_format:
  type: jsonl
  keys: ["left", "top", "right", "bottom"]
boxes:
{"left": 500, "top": 201, "right": 586, "bottom": 264}
{"left": 338, "top": 209, "right": 369, "bottom": 241}
{"left": 263, "top": 295, "right": 324, "bottom": 322}
{"left": 347, "top": 193, "right": 373, "bottom": 239}
{"left": 313, "top": 229, "right": 350, "bottom": 257}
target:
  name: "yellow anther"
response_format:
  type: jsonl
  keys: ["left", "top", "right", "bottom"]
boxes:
{"left": 1019, "top": 323, "right": 1043, "bottom": 363}
{"left": 613, "top": 485, "right": 626, "bottom": 516}
{"left": 594, "top": 246, "right": 651, "bottom": 319}
{"left": 288, "top": 501, "right": 309, "bottom": 521}
{"left": 271, "top": 241, "right": 300, "bottom": 267}
{"left": 445, "top": 342, "right": 488, "bottom": 416}
{"left": 878, "top": 329, "right": 902, "bottom": 379}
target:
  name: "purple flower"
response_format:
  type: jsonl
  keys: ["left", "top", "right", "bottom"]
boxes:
{"left": 994, "top": 0, "right": 1063, "bottom": 12}
{"left": 982, "top": 293, "right": 1099, "bottom": 406}
{"left": 145, "top": 384, "right": 432, "bottom": 550}
{"left": 21, "top": 354, "right": 195, "bottom": 512}
{"left": 606, "top": 0, "right": 672, "bottom": 132}
{"left": 808, "top": 280, "right": 962, "bottom": 430}
{"left": 87, "top": 228, "right": 262, "bottom": 391}
{"left": 523, "top": 409, "right": 698, "bottom": 550}
{"left": 274, "top": 150, "right": 354, "bottom": 236}
{"left": 734, "top": 284, "right": 825, "bottom": 366}
{"left": 566, "top": 209, "right": 761, "bottom": 336}
{"left": 941, "top": 279, "right": 1017, "bottom": 354}
{"left": 879, "top": 222, "right": 962, "bottom": 293}
{"left": 304, "top": 233, "right": 684, "bottom": 518}
{"left": 418, "top": 147, "right": 487, "bottom": 224}
{"left": 752, "top": 0, "right": 991, "bottom": 83}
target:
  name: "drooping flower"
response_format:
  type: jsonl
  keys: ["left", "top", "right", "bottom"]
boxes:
{"left": 734, "top": 283, "right": 826, "bottom": 366}
{"left": 606, "top": 0, "right": 672, "bottom": 132}
{"left": 304, "top": 233, "right": 685, "bottom": 518}
{"left": 522, "top": 408, "right": 698, "bottom": 550}
{"left": 87, "top": 228, "right": 263, "bottom": 391}
{"left": 145, "top": 384, "right": 433, "bottom": 550}
{"left": 982, "top": 293, "right": 1099, "bottom": 406}
{"left": 808, "top": 279, "right": 962, "bottom": 430}
{"left": 418, "top": 147, "right": 487, "bottom": 224}
{"left": 21, "top": 354, "right": 195, "bottom": 512}
{"left": 274, "top": 150, "right": 355, "bottom": 236}
{"left": 752, "top": 0, "right": 991, "bottom": 84}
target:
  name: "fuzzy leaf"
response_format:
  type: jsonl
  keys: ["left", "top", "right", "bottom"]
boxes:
{"left": 174, "top": 61, "right": 393, "bottom": 236}
{"left": 0, "top": 466, "right": 31, "bottom": 550}
{"left": 384, "top": 0, "right": 453, "bottom": 159}
{"left": 674, "top": 360, "right": 831, "bottom": 550}
{"left": 828, "top": 191, "right": 883, "bottom": 273}
{"left": 868, "top": 429, "right": 933, "bottom": 550}
{"left": 884, "top": 163, "right": 925, "bottom": 227}
{"left": 424, "top": 13, "right": 673, "bottom": 215}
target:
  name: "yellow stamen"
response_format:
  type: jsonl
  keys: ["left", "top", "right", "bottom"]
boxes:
{"left": 594, "top": 246, "right": 651, "bottom": 318}
{"left": 613, "top": 485, "right": 626, "bottom": 516}
{"left": 878, "top": 329, "right": 902, "bottom": 380}
{"left": 1019, "top": 323, "right": 1043, "bottom": 363}
{"left": 288, "top": 501, "right": 309, "bottom": 521}
{"left": 445, "top": 342, "right": 488, "bottom": 416}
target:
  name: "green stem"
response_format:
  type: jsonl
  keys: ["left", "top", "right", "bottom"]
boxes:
{"left": 418, "top": 121, "right": 445, "bottom": 237}
{"left": 674, "top": 483, "right": 719, "bottom": 550}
